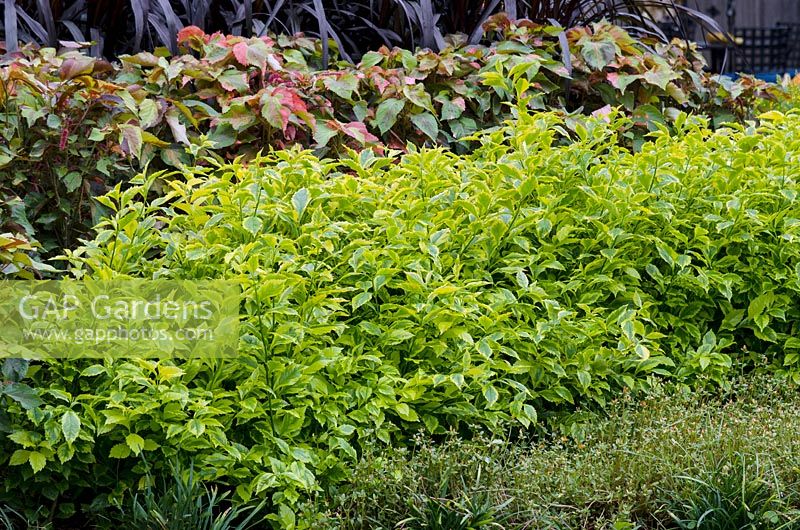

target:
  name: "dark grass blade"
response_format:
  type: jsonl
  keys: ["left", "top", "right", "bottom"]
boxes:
{"left": 505, "top": 0, "right": 517, "bottom": 20}
{"left": 61, "top": 19, "right": 87, "bottom": 42}
{"left": 416, "top": 0, "right": 437, "bottom": 49}
{"left": 34, "top": 0, "right": 56, "bottom": 46}
{"left": 390, "top": 0, "right": 418, "bottom": 49}
{"left": 154, "top": 0, "right": 181, "bottom": 53}
{"left": 90, "top": 25, "right": 102, "bottom": 56}
{"left": 242, "top": 0, "right": 252, "bottom": 37}
{"left": 147, "top": 11, "right": 173, "bottom": 50}
{"left": 129, "top": 0, "right": 148, "bottom": 52}
{"left": 15, "top": 5, "right": 48, "bottom": 43}
{"left": 468, "top": 0, "right": 500, "bottom": 44}
{"left": 311, "top": 0, "right": 329, "bottom": 66}
{"left": 61, "top": 0, "right": 87, "bottom": 36}
{"left": 227, "top": 0, "right": 254, "bottom": 36}
{"left": 257, "top": 0, "right": 286, "bottom": 36}
{"left": 357, "top": 15, "right": 402, "bottom": 47}
{"left": 4, "top": 0, "right": 19, "bottom": 51}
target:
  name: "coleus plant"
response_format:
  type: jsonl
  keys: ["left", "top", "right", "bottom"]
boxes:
{"left": 0, "top": 17, "right": 778, "bottom": 255}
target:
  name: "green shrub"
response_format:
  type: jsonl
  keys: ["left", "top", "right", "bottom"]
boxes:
{"left": 0, "top": 233, "right": 52, "bottom": 279}
{"left": 3, "top": 107, "right": 800, "bottom": 526}
{"left": 0, "top": 19, "right": 775, "bottom": 252}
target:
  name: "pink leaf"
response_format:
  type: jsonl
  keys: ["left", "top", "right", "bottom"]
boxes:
{"left": 177, "top": 26, "right": 205, "bottom": 45}
{"left": 591, "top": 104, "right": 613, "bottom": 122}
{"left": 340, "top": 121, "right": 378, "bottom": 144}
{"left": 232, "top": 42, "right": 249, "bottom": 67}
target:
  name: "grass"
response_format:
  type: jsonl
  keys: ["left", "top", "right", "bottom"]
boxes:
{"left": 316, "top": 374, "right": 800, "bottom": 529}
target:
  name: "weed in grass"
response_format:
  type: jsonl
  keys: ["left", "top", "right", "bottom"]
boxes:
{"left": 665, "top": 454, "right": 800, "bottom": 530}
{"left": 396, "top": 466, "right": 512, "bottom": 530}
{"left": 0, "top": 504, "right": 51, "bottom": 530}
{"left": 118, "top": 462, "right": 265, "bottom": 530}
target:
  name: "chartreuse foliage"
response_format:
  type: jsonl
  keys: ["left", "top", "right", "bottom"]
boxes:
{"left": 3, "top": 108, "right": 800, "bottom": 526}
{"left": 0, "top": 233, "right": 51, "bottom": 279}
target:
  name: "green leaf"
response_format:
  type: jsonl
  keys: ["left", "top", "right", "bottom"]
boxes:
{"left": 748, "top": 292, "right": 775, "bottom": 320}
{"left": 394, "top": 403, "right": 418, "bottom": 422}
{"left": 384, "top": 329, "right": 415, "bottom": 345}
{"left": 2, "top": 359, "right": 28, "bottom": 381}
{"left": 57, "top": 444, "right": 75, "bottom": 464}
{"left": 410, "top": 113, "right": 439, "bottom": 142}
{"left": 187, "top": 419, "right": 205, "bottom": 437}
{"left": 3, "top": 383, "right": 42, "bottom": 410}
{"left": 138, "top": 99, "right": 160, "bottom": 129}
{"left": 359, "top": 51, "right": 384, "bottom": 68}
{"left": 165, "top": 107, "right": 190, "bottom": 144}
{"left": 243, "top": 216, "right": 263, "bottom": 236}
{"left": 166, "top": 424, "right": 183, "bottom": 439}
{"left": 62, "top": 172, "right": 82, "bottom": 193}
{"left": 61, "top": 410, "right": 81, "bottom": 444}
{"left": 80, "top": 365, "right": 106, "bottom": 377}
{"left": 352, "top": 292, "right": 372, "bottom": 311}
{"left": 278, "top": 504, "right": 296, "bottom": 529}
{"left": 220, "top": 104, "right": 257, "bottom": 132}
{"left": 109, "top": 443, "right": 131, "bottom": 459}
{"left": 324, "top": 73, "right": 359, "bottom": 100}
{"left": 313, "top": 121, "right": 338, "bottom": 147}
{"left": 483, "top": 386, "right": 499, "bottom": 407}
{"left": 642, "top": 67, "right": 680, "bottom": 91}
{"left": 373, "top": 98, "right": 405, "bottom": 135}
{"left": 207, "top": 124, "right": 237, "bottom": 149}
{"left": 217, "top": 70, "right": 250, "bottom": 92}
{"left": 260, "top": 93, "right": 290, "bottom": 131}
{"left": 580, "top": 39, "right": 617, "bottom": 70}
{"left": 292, "top": 188, "right": 310, "bottom": 217}
{"left": 126, "top": 433, "right": 145, "bottom": 455}
{"left": 522, "top": 404, "right": 537, "bottom": 424}
{"left": 119, "top": 124, "right": 143, "bottom": 158}
{"left": 28, "top": 451, "right": 46, "bottom": 474}
{"left": 9, "top": 450, "right": 29, "bottom": 466}
{"left": 606, "top": 73, "right": 640, "bottom": 94}
{"left": 438, "top": 96, "right": 465, "bottom": 121}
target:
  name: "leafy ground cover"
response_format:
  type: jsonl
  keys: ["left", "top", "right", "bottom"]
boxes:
{"left": 0, "top": 18, "right": 776, "bottom": 252}
{"left": 320, "top": 374, "right": 800, "bottom": 529}
{"left": 2, "top": 104, "right": 799, "bottom": 527}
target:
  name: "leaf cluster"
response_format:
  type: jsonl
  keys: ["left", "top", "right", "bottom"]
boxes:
{"left": 0, "top": 19, "right": 777, "bottom": 254}
{"left": 4, "top": 107, "right": 798, "bottom": 525}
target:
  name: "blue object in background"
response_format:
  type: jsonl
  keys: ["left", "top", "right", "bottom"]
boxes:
{"left": 724, "top": 70, "right": 800, "bottom": 80}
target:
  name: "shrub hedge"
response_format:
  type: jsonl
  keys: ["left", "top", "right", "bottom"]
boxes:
{"left": 0, "top": 17, "right": 777, "bottom": 252}
{"left": 2, "top": 107, "right": 799, "bottom": 526}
